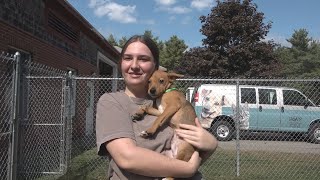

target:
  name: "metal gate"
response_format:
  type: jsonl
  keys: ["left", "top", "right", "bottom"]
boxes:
{"left": 17, "top": 75, "right": 70, "bottom": 179}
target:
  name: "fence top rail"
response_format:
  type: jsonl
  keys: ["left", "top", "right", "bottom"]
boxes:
{"left": 73, "top": 76, "right": 320, "bottom": 82}
{"left": 74, "top": 77, "right": 124, "bottom": 80}
{"left": 26, "top": 76, "right": 65, "bottom": 79}
{"left": 178, "top": 78, "right": 320, "bottom": 82}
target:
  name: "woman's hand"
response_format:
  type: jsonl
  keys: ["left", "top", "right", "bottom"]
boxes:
{"left": 187, "top": 150, "right": 202, "bottom": 175}
{"left": 175, "top": 118, "right": 218, "bottom": 152}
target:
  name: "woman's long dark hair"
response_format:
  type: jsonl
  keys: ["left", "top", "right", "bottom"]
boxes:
{"left": 118, "top": 35, "right": 160, "bottom": 71}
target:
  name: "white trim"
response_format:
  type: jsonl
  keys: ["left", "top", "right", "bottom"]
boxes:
{"left": 97, "top": 51, "right": 118, "bottom": 91}
{"left": 97, "top": 51, "right": 118, "bottom": 77}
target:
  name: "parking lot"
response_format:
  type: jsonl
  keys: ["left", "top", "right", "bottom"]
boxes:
{"left": 219, "top": 139, "right": 320, "bottom": 154}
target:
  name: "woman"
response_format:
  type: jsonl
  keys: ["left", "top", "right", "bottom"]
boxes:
{"left": 96, "top": 35, "right": 218, "bottom": 180}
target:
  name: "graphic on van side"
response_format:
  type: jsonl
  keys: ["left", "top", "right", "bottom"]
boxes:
{"left": 199, "top": 88, "right": 250, "bottom": 129}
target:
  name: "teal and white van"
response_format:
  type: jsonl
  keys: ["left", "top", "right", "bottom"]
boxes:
{"left": 190, "top": 84, "right": 320, "bottom": 143}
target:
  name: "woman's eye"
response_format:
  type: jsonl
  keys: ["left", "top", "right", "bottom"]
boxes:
{"left": 123, "top": 56, "right": 132, "bottom": 61}
{"left": 139, "top": 57, "right": 150, "bottom": 62}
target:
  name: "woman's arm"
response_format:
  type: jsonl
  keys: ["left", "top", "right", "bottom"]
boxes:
{"left": 106, "top": 137, "right": 201, "bottom": 178}
{"left": 175, "top": 118, "right": 218, "bottom": 162}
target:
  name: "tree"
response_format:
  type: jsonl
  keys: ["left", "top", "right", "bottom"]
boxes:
{"left": 180, "top": 0, "right": 280, "bottom": 77}
{"left": 161, "top": 35, "right": 188, "bottom": 71}
{"left": 287, "top": 29, "right": 311, "bottom": 51}
{"left": 118, "top": 36, "right": 128, "bottom": 48}
{"left": 107, "top": 34, "right": 118, "bottom": 47}
{"left": 276, "top": 29, "right": 320, "bottom": 78}
{"left": 143, "top": 30, "right": 165, "bottom": 56}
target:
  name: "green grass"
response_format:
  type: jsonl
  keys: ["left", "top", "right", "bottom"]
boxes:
{"left": 200, "top": 148, "right": 320, "bottom": 180}
{"left": 38, "top": 147, "right": 320, "bottom": 180}
{"left": 57, "top": 149, "right": 108, "bottom": 180}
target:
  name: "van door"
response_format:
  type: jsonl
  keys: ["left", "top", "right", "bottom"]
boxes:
{"left": 280, "top": 89, "right": 314, "bottom": 132}
{"left": 257, "top": 88, "right": 280, "bottom": 130}
{"left": 240, "top": 87, "right": 258, "bottom": 129}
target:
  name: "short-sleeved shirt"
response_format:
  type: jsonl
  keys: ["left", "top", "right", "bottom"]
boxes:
{"left": 96, "top": 91, "right": 174, "bottom": 180}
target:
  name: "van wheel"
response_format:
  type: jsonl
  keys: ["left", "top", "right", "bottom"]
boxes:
{"left": 211, "top": 121, "right": 234, "bottom": 141}
{"left": 308, "top": 123, "right": 320, "bottom": 144}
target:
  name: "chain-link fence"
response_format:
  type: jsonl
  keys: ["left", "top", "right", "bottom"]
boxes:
{"left": 0, "top": 52, "right": 15, "bottom": 180}
{"left": 1, "top": 51, "right": 320, "bottom": 180}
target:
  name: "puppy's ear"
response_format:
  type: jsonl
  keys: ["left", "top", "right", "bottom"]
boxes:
{"left": 167, "top": 72, "right": 184, "bottom": 82}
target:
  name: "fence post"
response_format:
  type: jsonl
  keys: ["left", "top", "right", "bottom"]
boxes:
{"left": 235, "top": 79, "right": 240, "bottom": 176}
{"left": 62, "top": 71, "right": 73, "bottom": 173}
{"left": 9, "top": 52, "right": 21, "bottom": 180}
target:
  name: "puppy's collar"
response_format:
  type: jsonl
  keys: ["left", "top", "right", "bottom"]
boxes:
{"left": 165, "top": 88, "right": 177, "bottom": 93}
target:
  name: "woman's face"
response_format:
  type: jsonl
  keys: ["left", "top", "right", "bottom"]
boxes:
{"left": 121, "top": 41, "right": 156, "bottom": 88}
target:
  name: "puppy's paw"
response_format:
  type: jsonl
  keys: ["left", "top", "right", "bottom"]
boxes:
{"left": 140, "top": 131, "right": 150, "bottom": 138}
{"left": 131, "top": 113, "right": 143, "bottom": 120}
{"left": 162, "top": 177, "right": 174, "bottom": 180}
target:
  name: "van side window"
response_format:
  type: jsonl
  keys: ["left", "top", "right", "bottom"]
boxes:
{"left": 258, "top": 89, "right": 277, "bottom": 105}
{"left": 283, "top": 90, "right": 309, "bottom": 106}
{"left": 241, "top": 88, "right": 256, "bottom": 104}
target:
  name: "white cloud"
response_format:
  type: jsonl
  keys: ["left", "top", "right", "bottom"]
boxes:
{"left": 157, "top": 6, "right": 191, "bottom": 14}
{"left": 89, "top": 0, "right": 110, "bottom": 8}
{"left": 155, "top": 0, "right": 176, "bottom": 6}
{"left": 170, "top": 6, "right": 192, "bottom": 14}
{"left": 89, "top": 1, "right": 137, "bottom": 23}
{"left": 191, "top": 0, "right": 213, "bottom": 10}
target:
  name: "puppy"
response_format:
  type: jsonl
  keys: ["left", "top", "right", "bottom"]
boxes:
{"left": 133, "top": 70, "right": 197, "bottom": 180}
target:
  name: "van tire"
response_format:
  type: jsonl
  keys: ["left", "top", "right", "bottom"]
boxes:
{"left": 308, "top": 123, "right": 320, "bottom": 144}
{"left": 211, "top": 121, "right": 234, "bottom": 141}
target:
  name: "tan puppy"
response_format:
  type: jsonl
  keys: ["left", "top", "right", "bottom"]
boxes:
{"left": 133, "top": 70, "right": 197, "bottom": 180}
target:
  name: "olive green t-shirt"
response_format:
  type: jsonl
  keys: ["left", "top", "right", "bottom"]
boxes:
{"left": 96, "top": 91, "right": 174, "bottom": 180}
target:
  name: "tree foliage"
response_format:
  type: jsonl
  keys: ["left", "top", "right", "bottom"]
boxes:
{"left": 179, "top": 0, "right": 280, "bottom": 77}
{"left": 161, "top": 35, "right": 188, "bottom": 71}
{"left": 287, "top": 29, "right": 311, "bottom": 51}
{"left": 107, "top": 30, "right": 188, "bottom": 71}
{"left": 275, "top": 29, "right": 320, "bottom": 78}
{"left": 107, "top": 34, "right": 118, "bottom": 47}
{"left": 118, "top": 36, "right": 128, "bottom": 48}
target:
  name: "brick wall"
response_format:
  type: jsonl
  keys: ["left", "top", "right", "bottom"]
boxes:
{"left": 0, "top": 21, "right": 96, "bottom": 75}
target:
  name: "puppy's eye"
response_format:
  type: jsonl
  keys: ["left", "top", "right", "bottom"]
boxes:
{"left": 159, "top": 79, "right": 164, "bottom": 83}
{"left": 148, "top": 80, "right": 151, "bottom": 83}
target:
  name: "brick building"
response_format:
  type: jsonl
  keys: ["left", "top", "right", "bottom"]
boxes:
{"left": 0, "top": 2, "right": 121, "bottom": 175}
{"left": 0, "top": 0, "right": 120, "bottom": 76}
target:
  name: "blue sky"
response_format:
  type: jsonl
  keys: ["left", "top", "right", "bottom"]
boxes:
{"left": 67, "top": 0, "right": 320, "bottom": 48}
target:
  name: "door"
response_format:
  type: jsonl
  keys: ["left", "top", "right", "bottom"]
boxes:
{"left": 257, "top": 88, "right": 280, "bottom": 130}
{"left": 240, "top": 87, "right": 258, "bottom": 130}
{"left": 280, "top": 89, "right": 315, "bottom": 132}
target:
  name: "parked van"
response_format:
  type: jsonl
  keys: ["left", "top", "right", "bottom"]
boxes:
{"left": 190, "top": 84, "right": 320, "bottom": 143}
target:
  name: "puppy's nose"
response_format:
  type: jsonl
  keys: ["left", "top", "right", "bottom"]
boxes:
{"left": 150, "top": 87, "right": 156, "bottom": 95}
